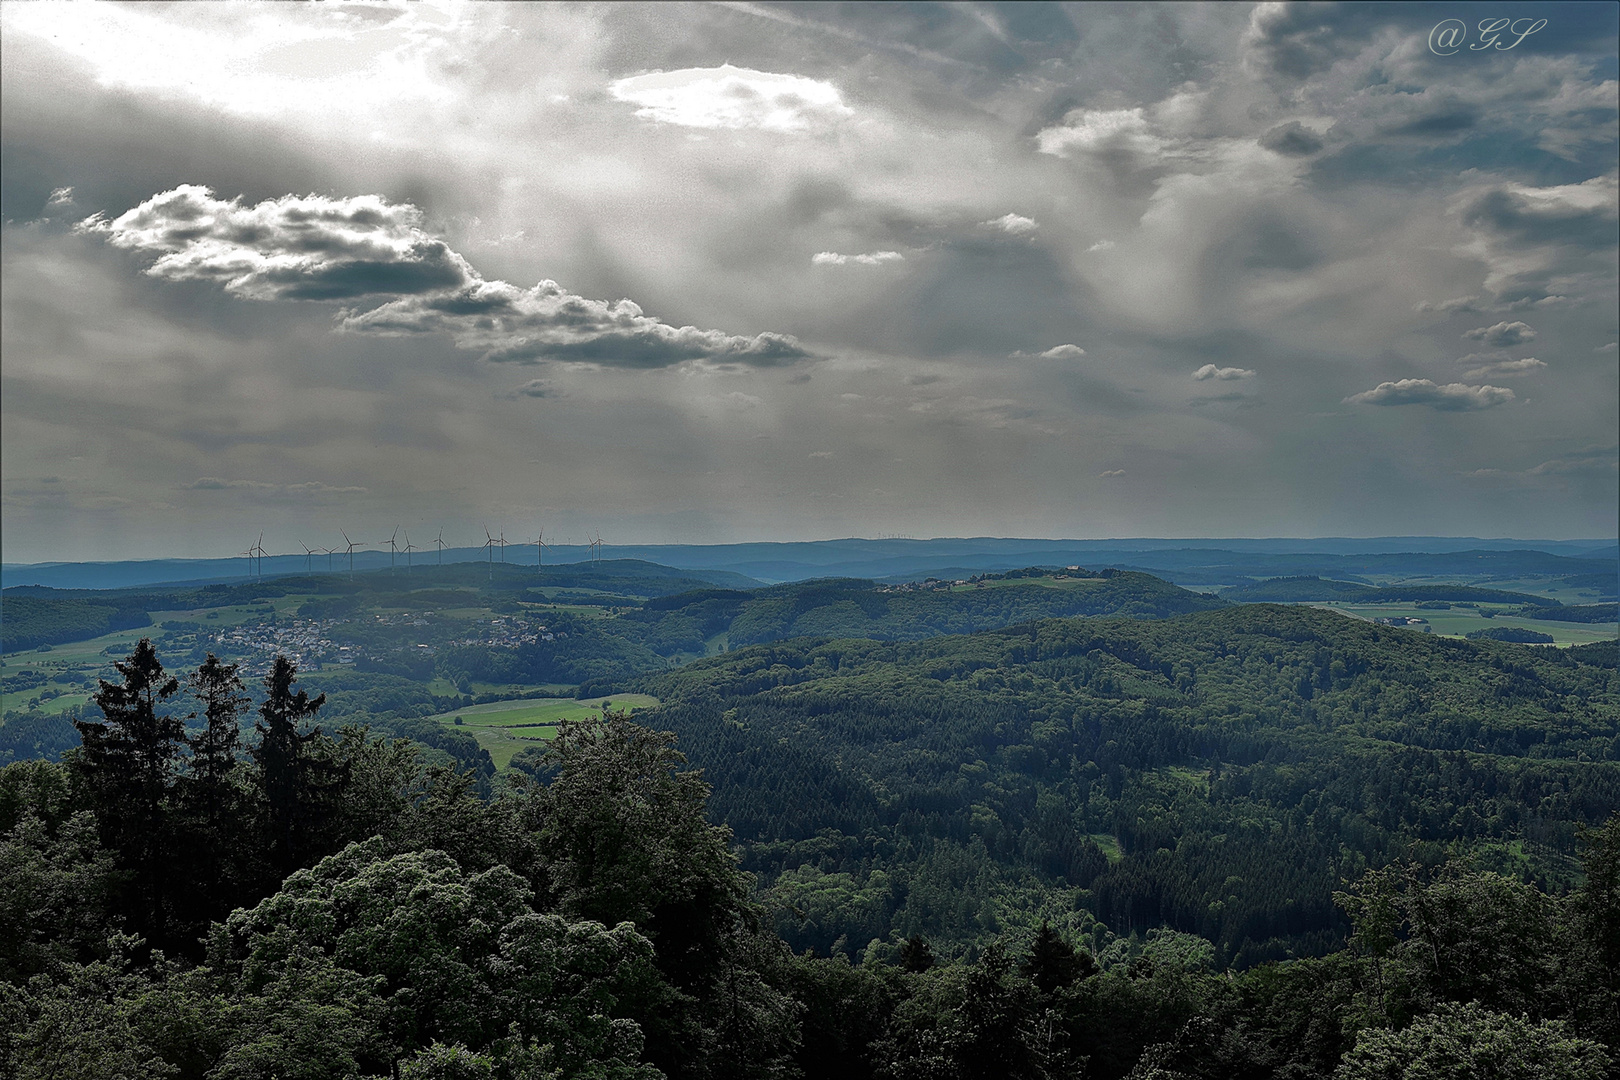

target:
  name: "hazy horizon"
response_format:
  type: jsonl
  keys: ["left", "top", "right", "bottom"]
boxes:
{"left": 4, "top": 2, "right": 1616, "bottom": 564}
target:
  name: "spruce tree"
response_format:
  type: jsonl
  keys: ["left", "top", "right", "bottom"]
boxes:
{"left": 72, "top": 637, "right": 184, "bottom": 944}
{"left": 249, "top": 654, "right": 336, "bottom": 879}
{"left": 1020, "top": 920, "right": 1095, "bottom": 995}
{"left": 177, "top": 653, "right": 250, "bottom": 934}
{"left": 186, "top": 653, "right": 247, "bottom": 826}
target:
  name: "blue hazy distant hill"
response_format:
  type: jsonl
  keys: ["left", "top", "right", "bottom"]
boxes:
{"left": 3, "top": 536, "right": 1616, "bottom": 593}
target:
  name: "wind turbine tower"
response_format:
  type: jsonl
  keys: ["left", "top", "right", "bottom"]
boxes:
{"left": 434, "top": 529, "right": 447, "bottom": 565}
{"left": 341, "top": 530, "right": 364, "bottom": 581}
{"left": 403, "top": 529, "right": 416, "bottom": 571}
{"left": 386, "top": 527, "right": 400, "bottom": 570}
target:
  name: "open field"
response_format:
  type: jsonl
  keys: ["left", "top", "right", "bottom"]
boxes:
{"left": 425, "top": 693, "right": 660, "bottom": 769}
{"left": 1311, "top": 602, "right": 1617, "bottom": 646}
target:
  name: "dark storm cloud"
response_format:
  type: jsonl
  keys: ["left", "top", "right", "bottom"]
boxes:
{"left": 83, "top": 186, "right": 811, "bottom": 369}
{"left": 1460, "top": 175, "right": 1620, "bottom": 250}
{"left": 1383, "top": 104, "right": 1481, "bottom": 138}
{"left": 342, "top": 279, "right": 811, "bottom": 368}
{"left": 1241, "top": 2, "right": 1373, "bottom": 81}
{"left": 1345, "top": 379, "right": 1515, "bottom": 411}
{"left": 1258, "top": 121, "right": 1323, "bottom": 157}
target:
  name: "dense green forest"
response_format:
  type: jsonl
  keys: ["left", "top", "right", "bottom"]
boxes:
{"left": 0, "top": 594, "right": 153, "bottom": 652}
{"left": 1, "top": 633, "right": 1616, "bottom": 1079}
{"left": 622, "top": 606, "right": 1619, "bottom": 968}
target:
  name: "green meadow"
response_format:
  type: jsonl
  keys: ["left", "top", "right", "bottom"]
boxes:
{"left": 427, "top": 693, "right": 660, "bottom": 769}
{"left": 1310, "top": 602, "right": 1617, "bottom": 646}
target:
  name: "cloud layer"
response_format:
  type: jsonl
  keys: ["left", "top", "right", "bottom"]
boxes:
{"left": 2, "top": 2, "right": 1614, "bottom": 559}
{"left": 85, "top": 186, "right": 810, "bottom": 369}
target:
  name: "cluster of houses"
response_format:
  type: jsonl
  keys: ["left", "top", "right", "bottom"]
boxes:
{"left": 452, "top": 615, "right": 559, "bottom": 649}
{"left": 211, "top": 617, "right": 346, "bottom": 674}
{"left": 876, "top": 578, "right": 972, "bottom": 594}
{"left": 202, "top": 611, "right": 565, "bottom": 676}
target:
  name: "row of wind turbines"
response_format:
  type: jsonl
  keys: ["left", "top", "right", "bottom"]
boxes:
{"left": 239, "top": 528, "right": 607, "bottom": 581}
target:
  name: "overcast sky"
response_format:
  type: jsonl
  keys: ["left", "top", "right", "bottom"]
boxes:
{"left": 2, "top": 1, "right": 1616, "bottom": 563}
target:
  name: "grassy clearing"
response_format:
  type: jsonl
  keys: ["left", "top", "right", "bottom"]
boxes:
{"left": 428, "top": 694, "right": 660, "bottom": 769}
{"left": 1312, "top": 602, "right": 1616, "bottom": 646}
{"left": 1088, "top": 833, "right": 1123, "bottom": 863}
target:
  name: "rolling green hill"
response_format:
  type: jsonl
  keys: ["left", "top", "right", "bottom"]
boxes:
{"left": 631, "top": 605, "right": 1620, "bottom": 965}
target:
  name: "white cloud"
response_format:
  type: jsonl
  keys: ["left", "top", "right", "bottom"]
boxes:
{"left": 45, "top": 186, "right": 74, "bottom": 208}
{"left": 1099, "top": 469, "right": 1125, "bottom": 478}
{"left": 1010, "top": 345, "right": 1087, "bottom": 360}
{"left": 1462, "top": 320, "right": 1537, "bottom": 347}
{"left": 812, "top": 250, "right": 904, "bottom": 266}
{"left": 86, "top": 186, "right": 812, "bottom": 369}
{"left": 1085, "top": 239, "right": 1116, "bottom": 252}
{"left": 80, "top": 185, "right": 474, "bottom": 301}
{"left": 1192, "top": 364, "right": 1255, "bottom": 381}
{"left": 982, "top": 213, "right": 1037, "bottom": 235}
{"left": 609, "top": 65, "right": 851, "bottom": 132}
{"left": 1457, "top": 355, "right": 1546, "bottom": 379}
{"left": 1036, "top": 107, "right": 1160, "bottom": 158}
{"left": 1344, "top": 379, "right": 1514, "bottom": 411}
{"left": 1597, "top": 343, "right": 1617, "bottom": 353}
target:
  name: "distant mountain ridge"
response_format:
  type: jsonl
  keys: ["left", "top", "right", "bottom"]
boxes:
{"left": 6, "top": 536, "right": 1615, "bottom": 591}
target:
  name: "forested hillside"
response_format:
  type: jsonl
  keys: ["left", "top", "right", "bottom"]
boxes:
{"left": 628, "top": 606, "right": 1619, "bottom": 966}
{"left": 1, "top": 634, "right": 1615, "bottom": 1079}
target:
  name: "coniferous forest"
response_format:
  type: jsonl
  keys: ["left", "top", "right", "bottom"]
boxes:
{"left": 2, "top": 597, "right": 1618, "bottom": 1078}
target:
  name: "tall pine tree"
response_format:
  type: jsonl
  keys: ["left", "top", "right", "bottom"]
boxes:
{"left": 72, "top": 637, "right": 184, "bottom": 945}
{"left": 249, "top": 655, "right": 338, "bottom": 880}
{"left": 176, "top": 653, "right": 251, "bottom": 936}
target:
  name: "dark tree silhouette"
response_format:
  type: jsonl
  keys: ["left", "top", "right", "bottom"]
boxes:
{"left": 1020, "top": 920, "right": 1096, "bottom": 995}
{"left": 899, "top": 935, "right": 935, "bottom": 974}
{"left": 186, "top": 653, "right": 246, "bottom": 826}
{"left": 249, "top": 655, "right": 336, "bottom": 879}
{"left": 72, "top": 637, "right": 184, "bottom": 943}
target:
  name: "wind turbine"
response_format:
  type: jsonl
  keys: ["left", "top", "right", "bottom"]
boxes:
{"left": 531, "top": 529, "right": 549, "bottom": 571}
{"left": 386, "top": 527, "right": 400, "bottom": 570}
{"left": 341, "top": 530, "right": 363, "bottom": 580}
{"left": 496, "top": 531, "right": 509, "bottom": 563}
{"left": 300, "top": 542, "right": 316, "bottom": 573}
{"left": 254, "top": 532, "right": 267, "bottom": 580}
{"left": 241, "top": 541, "right": 256, "bottom": 579}
{"left": 403, "top": 529, "right": 416, "bottom": 571}
{"left": 483, "top": 528, "right": 497, "bottom": 581}
{"left": 433, "top": 529, "right": 447, "bottom": 565}
{"left": 590, "top": 532, "right": 604, "bottom": 562}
